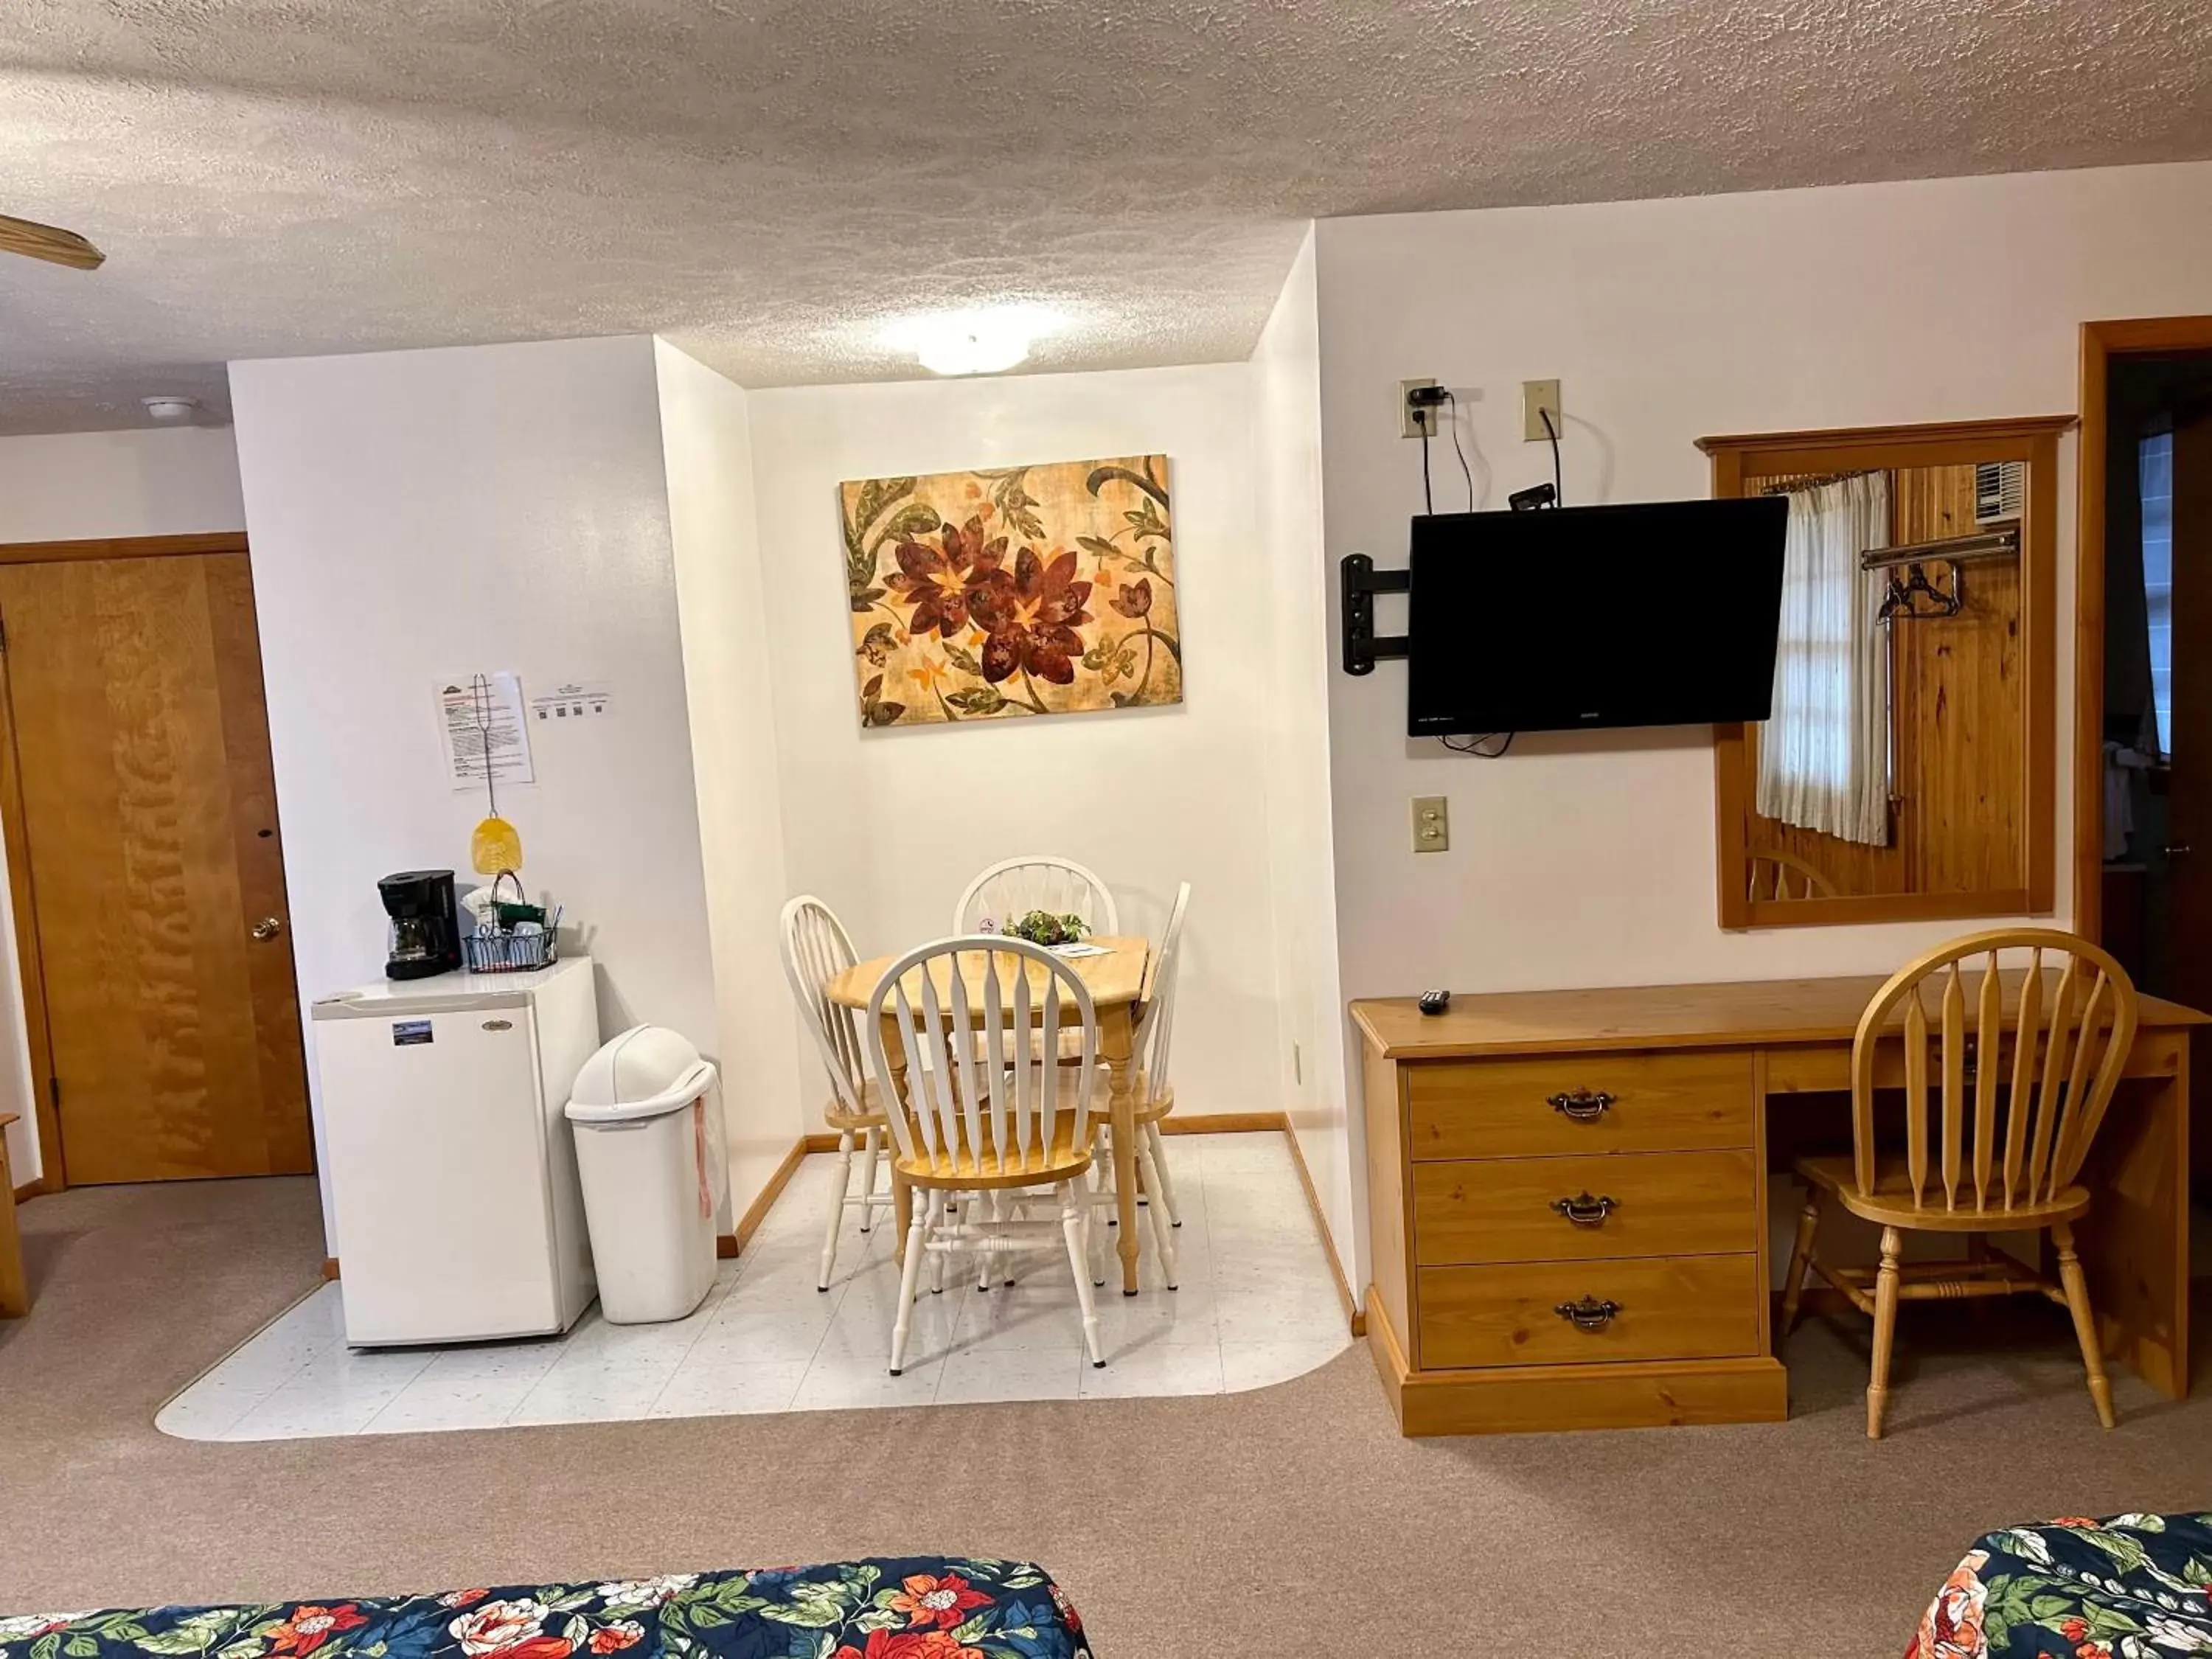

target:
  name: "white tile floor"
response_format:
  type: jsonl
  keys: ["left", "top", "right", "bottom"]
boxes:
{"left": 156, "top": 1130, "right": 1351, "bottom": 1440}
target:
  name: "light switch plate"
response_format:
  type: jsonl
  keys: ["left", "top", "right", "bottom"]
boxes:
{"left": 1412, "top": 795, "right": 1450, "bottom": 853}
{"left": 1401, "top": 378, "right": 1439, "bottom": 439}
{"left": 1523, "top": 379, "right": 1562, "bottom": 442}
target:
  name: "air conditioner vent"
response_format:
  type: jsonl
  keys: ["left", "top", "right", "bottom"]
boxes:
{"left": 1975, "top": 461, "right": 2025, "bottom": 525}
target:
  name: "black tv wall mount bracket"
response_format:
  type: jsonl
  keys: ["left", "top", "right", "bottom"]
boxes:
{"left": 1340, "top": 554, "right": 1409, "bottom": 676}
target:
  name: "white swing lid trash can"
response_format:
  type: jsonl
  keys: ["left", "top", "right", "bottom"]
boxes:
{"left": 565, "top": 1025, "right": 724, "bottom": 1324}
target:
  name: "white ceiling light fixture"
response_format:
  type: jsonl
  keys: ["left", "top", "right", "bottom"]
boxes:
{"left": 141, "top": 395, "right": 200, "bottom": 422}
{"left": 885, "top": 305, "right": 1065, "bottom": 377}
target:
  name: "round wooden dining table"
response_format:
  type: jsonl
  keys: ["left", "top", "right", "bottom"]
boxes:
{"left": 823, "top": 936, "right": 1155, "bottom": 1295}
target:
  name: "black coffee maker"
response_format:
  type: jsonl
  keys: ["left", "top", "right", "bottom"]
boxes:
{"left": 378, "top": 869, "right": 463, "bottom": 980}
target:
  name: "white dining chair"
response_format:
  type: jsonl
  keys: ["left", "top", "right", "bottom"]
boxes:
{"left": 1088, "top": 881, "right": 1189, "bottom": 1287}
{"left": 953, "top": 855, "right": 1120, "bottom": 936}
{"left": 864, "top": 936, "right": 1105, "bottom": 1372}
{"left": 777, "top": 895, "right": 891, "bottom": 1291}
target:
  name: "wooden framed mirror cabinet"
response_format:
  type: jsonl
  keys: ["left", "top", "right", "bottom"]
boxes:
{"left": 1700, "top": 415, "right": 2069, "bottom": 929}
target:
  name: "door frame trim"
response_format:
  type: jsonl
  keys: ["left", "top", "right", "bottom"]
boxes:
{"left": 0, "top": 531, "right": 252, "bottom": 1194}
{"left": 0, "top": 531, "right": 246, "bottom": 567}
{"left": 2076, "top": 319, "right": 2212, "bottom": 943}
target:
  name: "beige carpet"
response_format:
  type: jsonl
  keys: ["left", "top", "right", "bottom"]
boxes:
{"left": 3, "top": 1177, "right": 2209, "bottom": 1657}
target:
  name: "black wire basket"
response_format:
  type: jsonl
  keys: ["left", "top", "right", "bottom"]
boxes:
{"left": 460, "top": 872, "right": 563, "bottom": 973}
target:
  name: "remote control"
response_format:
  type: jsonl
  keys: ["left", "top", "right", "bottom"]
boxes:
{"left": 1418, "top": 988, "right": 1452, "bottom": 1016}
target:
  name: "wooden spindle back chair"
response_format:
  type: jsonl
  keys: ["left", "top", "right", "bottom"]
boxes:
{"left": 1747, "top": 846, "right": 1839, "bottom": 902}
{"left": 778, "top": 895, "right": 891, "bottom": 1290}
{"left": 1085, "top": 881, "right": 1192, "bottom": 1287}
{"left": 865, "top": 936, "right": 1104, "bottom": 1371}
{"left": 1780, "top": 928, "right": 2140, "bottom": 1437}
{"left": 953, "top": 855, "right": 1120, "bottom": 935}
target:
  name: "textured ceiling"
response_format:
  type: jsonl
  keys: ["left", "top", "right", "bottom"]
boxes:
{"left": 4, "top": 0, "right": 2211, "bottom": 433}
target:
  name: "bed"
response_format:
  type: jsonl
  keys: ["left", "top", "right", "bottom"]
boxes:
{"left": 1914, "top": 1513, "right": 2212, "bottom": 1658}
{"left": 0, "top": 1558, "right": 1091, "bottom": 1659}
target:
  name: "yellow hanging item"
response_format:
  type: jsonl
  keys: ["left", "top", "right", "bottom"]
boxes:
{"left": 461, "top": 672, "right": 523, "bottom": 877}
{"left": 471, "top": 814, "right": 523, "bottom": 876}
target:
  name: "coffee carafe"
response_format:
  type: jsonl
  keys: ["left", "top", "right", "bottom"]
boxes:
{"left": 378, "top": 869, "right": 462, "bottom": 981}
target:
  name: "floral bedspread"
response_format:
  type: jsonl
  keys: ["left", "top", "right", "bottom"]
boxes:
{"left": 0, "top": 1559, "right": 1090, "bottom": 1659}
{"left": 1916, "top": 1514, "right": 2212, "bottom": 1659}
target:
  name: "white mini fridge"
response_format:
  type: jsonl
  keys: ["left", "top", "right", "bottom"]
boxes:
{"left": 313, "top": 956, "right": 599, "bottom": 1346}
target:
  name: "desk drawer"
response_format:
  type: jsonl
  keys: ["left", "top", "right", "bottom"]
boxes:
{"left": 1415, "top": 1254, "right": 1761, "bottom": 1370}
{"left": 1413, "top": 1150, "right": 1757, "bottom": 1265}
{"left": 1405, "top": 1051, "right": 1754, "bottom": 1160}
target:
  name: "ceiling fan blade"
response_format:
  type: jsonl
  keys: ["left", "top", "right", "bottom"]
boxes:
{"left": 0, "top": 214, "right": 105, "bottom": 271}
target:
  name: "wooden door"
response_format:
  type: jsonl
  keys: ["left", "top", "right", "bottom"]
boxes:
{"left": 0, "top": 547, "right": 312, "bottom": 1184}
{"left": 2171, "top": 411, "right": 2212, "bottom": 1019}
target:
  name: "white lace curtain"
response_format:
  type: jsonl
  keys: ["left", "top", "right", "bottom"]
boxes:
{"left": 1756, "top": 473, "right": 1893, "bottom": 846}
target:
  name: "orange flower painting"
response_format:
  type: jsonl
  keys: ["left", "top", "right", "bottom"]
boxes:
{"left": 841, "top": 456, "right": 1181, "bottom": 727}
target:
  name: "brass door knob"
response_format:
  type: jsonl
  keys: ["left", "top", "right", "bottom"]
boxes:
{"left": 250, "top": 916, "right": 284, "bottom": 942}
{"left": 2166, "top": 842, "right": 2194, "bottom": 858}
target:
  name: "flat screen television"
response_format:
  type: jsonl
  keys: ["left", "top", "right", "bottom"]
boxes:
{"left": 1405, "top": 497, "right": 1789, "bottom": 737}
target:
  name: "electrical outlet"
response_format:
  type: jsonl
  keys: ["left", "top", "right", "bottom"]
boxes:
{"left": 1400, "top": 378, "right": 1439, "bottom": 439}
{"left": 1523, "top": 379, "right": 1562, "bottom": 442}
{"left": 1412, "top": 795, "right": 1450, "bottom": 853}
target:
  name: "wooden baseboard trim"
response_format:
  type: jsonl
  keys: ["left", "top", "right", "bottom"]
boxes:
{"left": 321, "top": 1256, "right": 341, "bottom": 1281}
{"left": 1160, "top": 1111, "right": 1287, "bottom": 1135}
{"left": 1369, "top": 1293, "right": 1788, "bottom": 1436}
{"left": 13, "top": 1176, "right": 52, "bottom": 1204}
{"left": 1279, "top": 1118, "right": 1363, "bottom": 1338}
{"left": 802, "top": 1132, "right": 841, "bottom": 1153}
{"left": 734, "top": 1137, "right": 814, "bottom": 1256}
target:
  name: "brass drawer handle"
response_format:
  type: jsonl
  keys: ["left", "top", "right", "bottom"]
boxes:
{"left": 1549, "top": 1191, "right": 1616, "bottom": 1228}
{"left": 1548, "top": 1088, "right": 1615, "bottom": 1121}
{"left": 1554, "top": 1295, "right": 1621, "bottom": 1331}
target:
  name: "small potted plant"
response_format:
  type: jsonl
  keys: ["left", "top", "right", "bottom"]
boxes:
{"left": 1003, "top": 910, "right": 1091, "bottom": 947}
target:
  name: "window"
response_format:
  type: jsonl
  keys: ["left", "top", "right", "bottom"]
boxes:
{"left": 2140, "top": 431, "right": 2174, "bottom": 757}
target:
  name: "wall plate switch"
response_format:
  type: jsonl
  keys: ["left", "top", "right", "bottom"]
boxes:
{"left": 1412, "top": 795, "right": 1450, "bottom": 852}
{"left": 1401, "top": 378, "right": 1440, "bottom": 439}
{"left": 1523, "top": 379, "right": 1562, "bottom": 442}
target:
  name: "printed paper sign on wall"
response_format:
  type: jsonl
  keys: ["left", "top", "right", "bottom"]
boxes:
{"left": 839, "top": 455, "right": 1180, "bottom": 727}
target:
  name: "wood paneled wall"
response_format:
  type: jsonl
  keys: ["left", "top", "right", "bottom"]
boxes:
{"left": 1746, "top": 464, "right": 2022, "bottom": 897}
{"left": 1891, "top": 466, "right": 2024, "bottom": 892}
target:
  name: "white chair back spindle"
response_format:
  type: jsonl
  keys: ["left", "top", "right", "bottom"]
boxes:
{"left": 779, "top": 895, "right": 869, "bottom": 1116}
{"left": 953, "top": 856, "right": 1120, "bottom": 936}
{"left": 869, "top": 936, "right": 1099, "bottom": 1178}
{"left": 1135, "top": 881, "right": 1191, "bottom": 1102}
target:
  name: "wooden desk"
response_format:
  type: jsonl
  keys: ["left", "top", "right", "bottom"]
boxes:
{"left": 825, "top": 937, "right": 1155, "bottom": 1295}
{"left": 0, "top": 1111, "right": 27, "bottom": 1318}
{"left": 1352, "top": 975, "right": 2205, "bottom": 1436}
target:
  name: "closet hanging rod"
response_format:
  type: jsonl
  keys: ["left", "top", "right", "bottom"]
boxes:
{"left": 1859, "top": 525, "right": 2019, "bottom": 571}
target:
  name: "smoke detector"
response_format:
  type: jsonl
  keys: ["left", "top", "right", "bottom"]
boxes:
{"left": 142, "top": 396, "right": 199, "bottom": 423}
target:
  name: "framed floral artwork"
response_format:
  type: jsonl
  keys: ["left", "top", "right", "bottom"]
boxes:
{"left": 840, "top": 455, "right": 1180, "bottom": 726}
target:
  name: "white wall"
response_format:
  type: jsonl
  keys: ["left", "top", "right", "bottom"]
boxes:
{"left": 231, "top": 338, "right": 732, "bottom": 1245}
{"left": 654, "top": 339, "right": 808, "bottom": 1220}
{"left": 745, "top": 364, "right": 1298, "bottom": 1127}
{"left": 1250, "top": 231, "right": 1354, "bottom": 1262}
{"left": 1315, "top": 159, "right": 2212, "bottom": 1290}
{"left": 0, "top": 425, "right": 248, "bottom": 1186}
{"left": 0, "top": 426, "right": 246, "bottom": 543}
